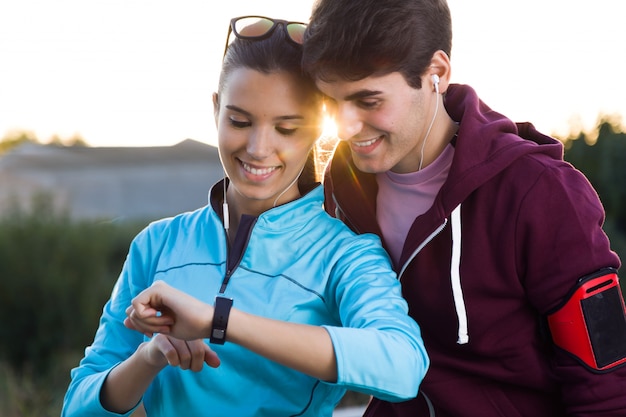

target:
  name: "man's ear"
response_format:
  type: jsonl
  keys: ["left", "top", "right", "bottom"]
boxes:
{"left": 212, "top": 92, "right": 220, "bottom": 126}
{"left": 428, "top": 50, "right": 452, "bottom": 94}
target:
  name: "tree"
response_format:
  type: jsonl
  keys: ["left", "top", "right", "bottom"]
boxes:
{"left": 1, "top": 131, "right": 89, "bottom": 155}
{"left": 49, "top": 133, "right": 88, "bottom": 147}
{"left": 0, "top": 130, "right": 38, "bottom": 154}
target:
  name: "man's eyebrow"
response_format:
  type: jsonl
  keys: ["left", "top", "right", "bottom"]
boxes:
{"left": 225, "top": 104, "right": 304, "bottom": 121}
{"left": 345, "top": 89, "right": 383, "bottom": 101}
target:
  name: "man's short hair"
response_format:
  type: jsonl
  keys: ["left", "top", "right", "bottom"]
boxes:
{"left": 303, "top": 0, "right": 452, "bottom": 89}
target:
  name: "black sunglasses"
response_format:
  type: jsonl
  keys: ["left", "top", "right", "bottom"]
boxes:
{"left": 222, "top": 16, "right": 307, "bottom": 58}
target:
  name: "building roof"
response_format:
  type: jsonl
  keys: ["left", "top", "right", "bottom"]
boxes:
{"left": 0, "top": 138, "right": 220, "bottom": 171}
{"left": 0, "top": 139, "right": 223, "bottom": 221}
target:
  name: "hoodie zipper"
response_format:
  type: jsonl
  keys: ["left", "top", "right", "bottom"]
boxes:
{"left": 337, "top": 193, "right": 469, "bottom": 344}
{"left": 398, "top": 219, "right": 447, "bottom": 282}
{"left": 399, "top": 206, "right": 469, "bottom": 344}
{"left": 335, "top": 193, "right": 448, "bottom": 282}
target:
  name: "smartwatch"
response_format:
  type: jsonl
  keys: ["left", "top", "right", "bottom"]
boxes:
{"left": 210, "top": 296, "right": 233, "bottom": 345}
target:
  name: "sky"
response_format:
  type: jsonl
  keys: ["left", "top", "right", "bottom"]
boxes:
{"left": 1, "top": 0, "right": 624, "bottom": 148}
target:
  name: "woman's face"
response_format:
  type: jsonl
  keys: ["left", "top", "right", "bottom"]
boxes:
{"left": 214, "top": 68, "right": 322, "bottom": 215}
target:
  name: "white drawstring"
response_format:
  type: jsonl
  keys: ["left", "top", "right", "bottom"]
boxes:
{"left": 450, "top": 204, "right": 469, "bottom": 344}
{"left": 423, "top": 391, "right": 436, "bottom": 416}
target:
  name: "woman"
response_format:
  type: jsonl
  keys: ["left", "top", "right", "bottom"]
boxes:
{"left": 62, "top": 16, "right": 428, "bottom": 417}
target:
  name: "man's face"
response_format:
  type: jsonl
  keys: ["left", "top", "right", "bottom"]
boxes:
{"left": 317, "top": 72, "right": 436, "bottom": 174}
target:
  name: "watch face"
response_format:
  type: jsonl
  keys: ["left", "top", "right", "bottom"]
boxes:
{"left": 211, "top": 328, "right": 226, "bottom": 340}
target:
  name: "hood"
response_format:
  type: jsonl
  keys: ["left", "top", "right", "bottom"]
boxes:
{"left": 440, "top": 84, "right": 564, "bottom": 212}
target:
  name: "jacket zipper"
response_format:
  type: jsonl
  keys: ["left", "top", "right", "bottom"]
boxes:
{"left": 219, "top": 218, "right": 258, "bottom": 294}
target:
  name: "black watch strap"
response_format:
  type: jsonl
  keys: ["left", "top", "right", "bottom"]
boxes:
{"left": 210, "top": 296, "right": 233, "bottom": 345}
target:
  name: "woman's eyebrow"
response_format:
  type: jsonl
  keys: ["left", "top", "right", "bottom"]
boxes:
{"left": 225, "top": 104, "right": 304, "bottom": 121}
{"left": 276, "top": 115, "right": 305, "bottom": 121}
{"left": 225, "top": 104, "right": 251, "bottom": 117}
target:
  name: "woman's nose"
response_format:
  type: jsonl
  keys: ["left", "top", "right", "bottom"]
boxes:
{"left": 246, "top": 127, "right": 273, "bottom": 160}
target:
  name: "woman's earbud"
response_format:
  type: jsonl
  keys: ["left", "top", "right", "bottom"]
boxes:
{"left": 432, "top": 74, "right": 440, "bottom": 94}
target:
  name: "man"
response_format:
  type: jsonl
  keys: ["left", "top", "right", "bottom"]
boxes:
{"left": 302, "top": 0, "right": 626, "bottom": 415}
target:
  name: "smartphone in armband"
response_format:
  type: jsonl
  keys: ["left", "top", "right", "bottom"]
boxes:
{"left": 547, "top": 268, "right": 626, "bottom": 372}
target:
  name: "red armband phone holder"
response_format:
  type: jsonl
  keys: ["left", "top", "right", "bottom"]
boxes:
{"left": 547, "top": 269, "right": 626, "bottom": 372}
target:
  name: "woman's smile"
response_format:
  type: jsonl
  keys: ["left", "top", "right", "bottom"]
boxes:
{"left": 239, "top": 159, "right": 280, "bottom": 179}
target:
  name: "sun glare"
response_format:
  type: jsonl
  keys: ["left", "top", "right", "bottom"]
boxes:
{"left": 315, "top": 114, "right": 339, "bottom": 175}
{"left": 321, "top": 115, "right": 338, "bottom": 139}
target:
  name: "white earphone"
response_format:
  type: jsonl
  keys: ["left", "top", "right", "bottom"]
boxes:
{"left": 432, "top": 74, "right": 440, "bottom": 94}
{"left": 418, "top": 73, "right": 441, "bottom": 171}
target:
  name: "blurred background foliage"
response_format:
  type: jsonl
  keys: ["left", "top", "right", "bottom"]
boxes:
{"left": 0, "top": 130, "right": 87, "bottom": 154}
{"left": 0, "top": 116, "right": 624, "bottom": 416}
{"left": 0, "top": 195, "right": 146, "bottom": 416}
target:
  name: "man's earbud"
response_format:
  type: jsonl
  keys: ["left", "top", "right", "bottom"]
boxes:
{"left": 432, "top": 74, "right": 440, "bottom": 94}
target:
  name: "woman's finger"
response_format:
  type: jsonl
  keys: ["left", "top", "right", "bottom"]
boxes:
{"left": 204, "top": 345, "right": 221, "bottom": 368}
{"left": 152, "top": 334, "right": 182, "bottom": 367}
{"left": 186, "top": 340, "right": 210, "bottom": 372}
{"left": 125, "top": 309, "right": 173, "bottom": 335}
{"left": 169, "top": 338, "right": 192, "bottom": 369}
{"left": 123, "top": 317, "right": 160, "bottom": 337}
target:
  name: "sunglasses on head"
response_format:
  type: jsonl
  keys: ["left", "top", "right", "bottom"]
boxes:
{"left": 223, "top": 16, "right": 307, "bottom": 58}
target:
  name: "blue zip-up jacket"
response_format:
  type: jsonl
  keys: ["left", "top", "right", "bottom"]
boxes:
{"left": 62, "top": 183, "right": 428, "bottom": 417}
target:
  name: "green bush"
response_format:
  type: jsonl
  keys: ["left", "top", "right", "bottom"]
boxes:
{"left": 0, "top": 194, "right": 145, "bottom": 372}
{"left": 0, "top": 351, "right": 83, "bottom": 417}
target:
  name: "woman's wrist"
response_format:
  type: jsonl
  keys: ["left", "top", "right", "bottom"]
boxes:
{"left": 138, "top": 340, "right": 169, "bottom": 370}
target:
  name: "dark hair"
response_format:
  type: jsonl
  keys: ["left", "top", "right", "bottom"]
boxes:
{"left": 217, "top": 23, "right": 323, "bottom": 185}
{"left": 302, "top": 0, "right": 452, "bottom": 89}
{"left": 218, "top": 24, "right": 318, "bottom": 99}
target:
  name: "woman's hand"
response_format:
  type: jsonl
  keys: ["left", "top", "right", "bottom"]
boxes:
{"left": 141, "top": 334, "right": 221, "bottom": 371}
{"left": 100, "top": 334, "right": 220, "bottom": 414}
{"left": 125, "top": 280, "right": 214, "bottom": 341}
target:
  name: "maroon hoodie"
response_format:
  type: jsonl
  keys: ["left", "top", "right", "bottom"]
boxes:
{"left": 324, "top": 84, "right": 625, "bottom": 416}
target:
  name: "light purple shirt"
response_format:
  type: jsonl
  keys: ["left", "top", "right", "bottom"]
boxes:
{"left": 376, "top": 144, "right": 454, "bottom": 265}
